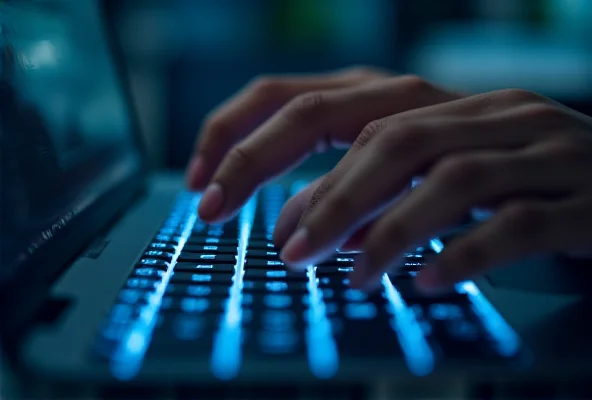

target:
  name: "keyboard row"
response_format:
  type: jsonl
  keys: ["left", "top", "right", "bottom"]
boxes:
{"left": 96, "top": 189, "right": 522, "bottom": 379}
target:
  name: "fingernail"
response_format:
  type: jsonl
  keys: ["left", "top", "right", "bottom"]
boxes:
{"left": 198, "top": 183, "right": 224, "bottom": 220}
{"left": 186, "top": 157, "right": 206, "bottom": 190}
{"left": 280, "top": 228, "right": 309, "bottom": 265}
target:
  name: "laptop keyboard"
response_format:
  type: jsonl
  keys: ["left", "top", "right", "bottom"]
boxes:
{"left": 95, "top": 183, "right": 522, "bottom": 380}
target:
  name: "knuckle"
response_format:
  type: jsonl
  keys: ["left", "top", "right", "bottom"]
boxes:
{"left": 286, "top": 91, "right": 327, "bottom": 122}
{"left": 225, "top": 145, "right": 258, "bottom": 176}
{"left": 520, "top": 103, "right": 566, "bottom": 123}
{"left": 200, "top": 114, "right": 234, "bottom": 152}
{"left": 434, "top": 156, "right": 485, "bottom": 190}
{"left": 203, "top": 114, "right": 229, "bottom": 137}
{"left": 248, "top": 76, "right": 282, "bottom": 99}
{"left": 385, "top": 123, "right": 427, "bottom": 155}
{"left": 503, "top": 203, "right": 547, "bottom": 237}
{"left": 324, "top": 192, "right": 355, "bottom": 217}
{"left": 398, "top": 74, "right": 432, "bottom": 92}
{"left": 344, "top": 65, "right": 389, "bottom": 79}
{"left": 356, "top": 118, "right": 390, "bottom": 148}
{"left": 548, "top": 138, "right": 589, "bottom": 160}
{"left": 493, "top": 88, "right": 542, "bottom": 104}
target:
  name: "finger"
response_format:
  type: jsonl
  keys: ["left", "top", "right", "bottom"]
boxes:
{"left": 200, "top": 76, "right": 461, "bottom": 221}
{"left": 339, "top": 224, "right": 371, "bottom": 252}
{"left": 416, "top": 194, "right": 592, "bottom": 293}
{"left": 273, "top": 176, "right": 325, "bottom": 248}
{"left": 280, "top": 100, "right": 559, "bottom": 268}
{"left": 186, "top": 67, "right": 389, "bottom": 190}
{"left": 354, "top": 139, "right": 592, "bottom": 287}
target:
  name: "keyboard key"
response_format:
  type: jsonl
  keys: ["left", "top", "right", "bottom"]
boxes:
{"left": 132, "top": 267, "right": 165, "bottom": 279}
{"left": 95, "top": 321, "right": 131, "bottom": 357}
{"left": 158, "top": 227, "right": 182, "bottom": 236}
{"left": 317, "top": 276, "right": 350, "bottom": 290}
{"left": 158, "top": 296, "right": 227, "bottom": 314}
{"left": 126, "top": 277, "right": 160, "bottom": 290}
{"left": 243, "top": 329, "right": 305, "bottom": 358}
{"left": 246, "top": 250, "right": 280, "bottom": 259}
{"left": 146, "top": 315, "right": 217, "bottom": 359}
{"left": 243, "top": 269, "right": 307, "bottom": 281}
{"left": 331, "top": 313, "right": 402, "bottom": 358}
{"left": 427, "top": 315, "right": 498, "bottom": 360}
{"left": 342, "top": 288, "right": 368, "bottom": 302}
{"left": 143, "top": 250, "right": 175, "bottom": 262}
{"left": 182, "top": 245, "right": 237, "bottom": 255}
{"left": 170, "top": 272, "right": 233, "bottom": 285}
{"left": 249, "top": 232, "right": 273, "bottom": 241}
{"left": 248, "top": 241, "right": 277, "bottom": 250}
{"left": 257, "top": 310, "right": 300, "bottom": 330}
{"left": 166, "top": 284, "right": 231, "bottom": 297}
{"left": 174, "top": 263, "right": 235, "bottom": 273}
{"left": 150, "top": 242, "right": 177, "bottom": 252}
{"left": 343, "top": 302, "right": 378, "bottom": 320}
{"left": 106, "top": 303, "right": 138, "bottom": 324}
{"left": 154, "top": 234, "right": 182, "bottom": 244}
{"left": 395, "top": 279, "right": 466, "bottom": 304}
{"left": 136, "top": 259, "right": 169, "bottom": 270}
{"left": 177, "top": 253, "right": 236, "bottom": 263}
{"left": 186, "top": 237, "right": 239, "bottom": 246}
{"left": 242, "top": 280, "right": 309, "bottom": 294}
{"left": 401, "top": 261, "right": 426, "bottom": 271}
{"left": 117, "top": 289, "right": 149, "bottom": 305}
{"left": 245, "top": 259, "right": 286, "bottom": 269}
{"left": 315, "top": 266, "right": 354, "bottom": 276}
{"left": 317, "top": 257, "right": 355, "bottom": 267}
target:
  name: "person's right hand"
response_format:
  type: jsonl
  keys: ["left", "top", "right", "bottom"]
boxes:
{"left": 188, "top": 68, "right": 463, "bottom": 245}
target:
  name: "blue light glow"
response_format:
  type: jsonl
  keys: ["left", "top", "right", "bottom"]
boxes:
{"left": 457, "top": 281, "right": 521, "bottom": 357}
{"left": 382, "top": 274, "right": 435, "bottom": 376}
{"left": 110, "top": 194, "right": 201, "bottom": 381}
{"left": 429, "top": 238, "right": 521, "bottom": 357}
{"left": 288, "top": 180, "right": 339, "bottom": 379}
{"left": 429, "top": 238, "right": 444, "bottom": 254}
{"left": 263, "top": 294, "right": 292, "bottom": 309}
{"left": 210, "top": 195, "right": 257, "bottom": 380}
{"left": 344, "top": 303, "right": 377, "bottom": 320}
{"left": 304, "top": 265, "right": 339, "bottom": 378}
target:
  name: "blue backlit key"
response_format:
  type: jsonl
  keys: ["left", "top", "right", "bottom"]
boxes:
{"left": 169, "top": 272, "right": 233, "bottom": 285}
{"left": 177, "top": 253, "right": 236, "bottom": 263}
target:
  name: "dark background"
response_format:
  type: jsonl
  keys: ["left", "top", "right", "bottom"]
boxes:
{"left": 107, "top": 0, "right": 592, "bottom": 171}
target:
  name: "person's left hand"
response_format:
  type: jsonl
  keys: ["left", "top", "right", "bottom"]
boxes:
{"left": 278, "top": 89, "right": 592, "bottom": 292}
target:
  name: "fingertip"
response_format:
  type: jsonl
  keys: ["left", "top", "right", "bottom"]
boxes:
{"left": 186, "top": 157, "right": 207, "bottom": 191}
{"left": 198, "top": 182, "right": 225, "bottom": 221}
{"left": 279, "top": 227, "right": 310, "bottom": 264}
{"left": 273, "top": 200, "right": 302, "bottom": 248}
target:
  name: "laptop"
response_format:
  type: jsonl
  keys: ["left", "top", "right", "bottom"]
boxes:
{"left": 2, "top": 0, "right": 592, "bottom": 396}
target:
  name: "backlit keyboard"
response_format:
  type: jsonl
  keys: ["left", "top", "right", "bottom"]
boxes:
{"left": 95, "top": 183, "right": 522, "bottom": 380}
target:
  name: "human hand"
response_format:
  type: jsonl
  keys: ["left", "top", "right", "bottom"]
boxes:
{"left": 190, "top": 70, "right": 461, "bottom": 228}
{"left": 278, "top": 89, "right": 592, "bottom": 292}
{"left": 186, "top": 67, "right": 389, "bottom": 191}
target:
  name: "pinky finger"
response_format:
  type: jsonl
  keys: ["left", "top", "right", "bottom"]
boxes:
{"left": 416, "top": 200, "right": 556, "bottom": 293}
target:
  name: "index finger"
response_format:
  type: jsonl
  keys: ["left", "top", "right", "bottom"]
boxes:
{"left": 198, "top": 76, "right": 460, "bottom": 222}
{"left": 187, "top": 67, "right": 389, "bottom": 190}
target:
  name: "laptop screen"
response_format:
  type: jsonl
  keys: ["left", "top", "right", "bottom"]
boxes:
{"left": 0, "top": 1, "right": 143, "bottom": 284}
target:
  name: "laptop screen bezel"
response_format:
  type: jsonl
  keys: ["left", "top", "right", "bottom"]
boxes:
{"left": 0, "top": 0, "right": 150, "bottom": 333}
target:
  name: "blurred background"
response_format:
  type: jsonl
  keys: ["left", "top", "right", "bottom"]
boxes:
{"left": 105, "top": 0, "right": 592, "bottom": 171}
